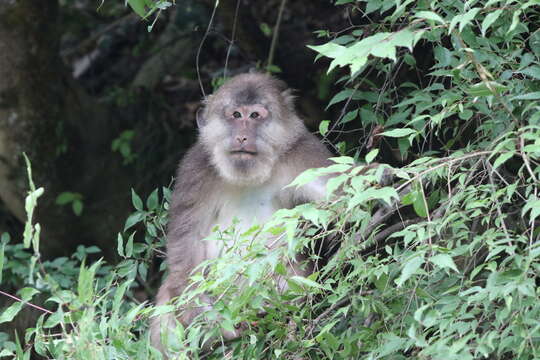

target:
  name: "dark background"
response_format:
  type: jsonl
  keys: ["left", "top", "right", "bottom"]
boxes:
{"left": 0, "top": 0, "right": 364, "bottom": 260}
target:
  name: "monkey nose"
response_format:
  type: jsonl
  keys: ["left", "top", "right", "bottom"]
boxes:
{"left": 236, "top": 136, "right": 248, "bottom": 144}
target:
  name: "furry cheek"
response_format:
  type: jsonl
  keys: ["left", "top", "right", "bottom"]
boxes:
{"left": 212, "top": 146, "right": 276, "bottom": 186}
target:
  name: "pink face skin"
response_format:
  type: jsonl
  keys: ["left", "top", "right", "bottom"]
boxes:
{"left": 226, "top": 104, "right": 269, "bottom": 159}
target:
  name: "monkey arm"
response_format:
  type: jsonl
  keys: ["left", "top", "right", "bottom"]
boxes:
{"left": 277, "top": 132, "right": 334, "bottom": 206}
{"left": 151, "top": 143, "right": 223, "bottom": 352}
{"left": 165, "top": 143, "right": 220, "bottom": 277}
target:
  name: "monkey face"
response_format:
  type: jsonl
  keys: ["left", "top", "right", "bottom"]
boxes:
{"left": 198, "top": 73, "right": 306, "bottom": 186}
{"left": 200, "top": 102, "right": 281, "bottom": 186}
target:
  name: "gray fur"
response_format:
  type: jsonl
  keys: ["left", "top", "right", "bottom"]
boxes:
{"left": 151, "top": 73, "right": 332, "bottom": 355}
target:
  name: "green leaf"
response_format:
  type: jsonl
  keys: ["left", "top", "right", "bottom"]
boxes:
{"left": 152, "top": 304, "right": 176, "bottom": 317}
{"left": 467, "top": 81, "right": 507, "bottom": 97}
{"left": 325, "top": 89, "right": 359, "bottom": 109}
{"left": 23, "top": 186, "right": 44, "bottom": 248}
{"left": 522, "top": 198, "right": 540, "bottom": 221}
{"left": 112, "top": 279, "right": 132, "bottom": 316}
{"left": 390, "top": 29, "right": 416, "bottom": 52}
{"left": 125, "top": 232, "right": 135, "bottom": 258}
{"left": 288, "top": 168, "right": 324, "bottom": 188}
{"left": 266, "top": 64, "right": 282, "bottom": 74}
{"left": 0, "top": 350, "right": 13, "bottom": 357}
{"left": 366, "top": 149, "right": 379, "bottom": 164}
{"left": 319, "top": 120, "right": 330, "bottom": 136}
{"left": 348, "top": 187, "right": 399, "bottom": 209}
{"left": 458, "top": 109, "right": 473, "bottom": 120}
{"left": 117, "top": 233, "right": 124, "bottom": 257}
{"left": 18, "top": 287, "right": 39, "bottom": 302}
{"left": 412, "top": 191, "right": 428, "bottom": 218}
{"left": 326, "top": 174, "right": 349, "bottom": 196}
{"left": 459, "top": 8, "right": 481, "bottom": 32}
{"left": 44, "top": 310, "right": 64, "bottom": 329}
{"left": 365, "top": 0, "right": 382, "bottom": 14}
{"left": 55, "top": 192, "right": 75, "bottom": 205}
{"left": 127, "top": 0, "right": 153, "bottom": 18}
{"left": 379, "top": 334, "right": 408, "bottom": 357}
{"left": 519, "top": 66, "right": 540, "bottom": 80}
{"left": 131, "top": 189, "right": 143, "bottom": 211}
{"left": 0, "top": 302, "right": 23, "bottom": 324}
{"left": 289, "top": 276, "right": 329, "bottom": 291}
{"left": 430, "top": 254, "right": 459, "bottom": 272}
{"left": 72, "top": 200, "right": 83, "bottom": 216}
{"left": 77, "top": 259, "right": 101, "bottom": 305}
{"left": 359, "top": 108, "right": 376, "bottom": 124}
{"left": 124, "top": 211, "right": 145, "bottom": 231}
{"left": 371, "top": 41, "right": 397, "bottom": 61}
{"left": 259, "top": 22, "right": 272, "bottom": 37}
{"left": 308, "top": 42, "right": 349, "bottom": 72}
{"left": 401, "top": 191, "right": 414, "bottom": 206}
{"left": 381, "top": 128, "right": 417, "bottom": 138}
{"left": 492, "top": 151, "right": 515, "bottom": 169}
{"left": 414, "top": 11, "right": 445, "bottom": 24}
{"left": 530, "top": 31, "right": 540, "bottom": 57}
{"left": 146, "top": 188, "right": 159, "bottom": 211}
{"left": 396, "top": 255, "right": 424, "bottom": 287}
{"left": 448, "top": 14, "right": 462, "bottom": 34}
{"left": 507, "top": 9, "right": 520, "bottom": 34}
{"left": 340, "top": 109, "right": 358, "bottom": 124}
{"left": 511, "top": 92, "right": 540, "bottom": 101}
{"left": 329, "top": 156, "right": 355, "bottom": 164}
{"left": 481, "top": 9, "right": 503, "bottom": 36}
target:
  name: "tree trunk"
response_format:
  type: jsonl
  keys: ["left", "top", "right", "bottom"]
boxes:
{"left": 0, "top": 0, "right": 132, "bottom": 258}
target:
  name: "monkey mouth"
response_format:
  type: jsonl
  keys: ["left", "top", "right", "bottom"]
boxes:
{"left": 230, "top": 150, "right": 257, "bottom": 156}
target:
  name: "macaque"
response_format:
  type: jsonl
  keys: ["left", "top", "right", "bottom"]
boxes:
{"left": 150, "top": 72, "right": 332, "bottom": 354}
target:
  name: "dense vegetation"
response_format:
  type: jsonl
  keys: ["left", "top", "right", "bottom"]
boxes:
{"left": 1, "top": 0, "right": 540, "bottom": 359}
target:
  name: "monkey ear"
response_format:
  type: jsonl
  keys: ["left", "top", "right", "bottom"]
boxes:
{"left": 281, "top": 88, "right": 297, "bottom": 110}
{"left": 197, "top": 95, "right": 214, "bottom": 128}
{"left": 196, "top": 107, "right": 206, "bottom": 128}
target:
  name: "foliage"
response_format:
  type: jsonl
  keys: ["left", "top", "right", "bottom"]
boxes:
{"left": 125, "top": 0, "right": 174, "bottom": 31}
{"left": 112, "top": 130, "right": 138, "bottom": 166}
{"left": 55, "top": 192, "right": 84, "bottom": 216}
{"left": 2, "top": 0, "right": 540, "bottom": 359}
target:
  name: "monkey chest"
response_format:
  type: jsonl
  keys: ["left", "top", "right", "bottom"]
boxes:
{"left": 217, "top": 188, "right": 280, "bottom": 231}
{"left": 204, "top": 187, "right": 282, "bottom": 258}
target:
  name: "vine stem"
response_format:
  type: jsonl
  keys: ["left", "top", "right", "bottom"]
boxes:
{"left": 196, "top": 0, "right": 220, "bottom": 97}
{"left": 267, "top": 0, "right": 287, "bottom": 70}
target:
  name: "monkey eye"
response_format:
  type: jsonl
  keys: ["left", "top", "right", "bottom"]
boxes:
{"left": 250, "top": 112, "right": 260, "bottom": 119}
{"left": 233, "top": 111, "right": 242, "bottom": 118}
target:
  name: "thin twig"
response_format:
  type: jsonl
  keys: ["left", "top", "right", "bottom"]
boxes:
{"left": 0, "top": 290, "right": 53, "bottom": 315}
{"left": 266, "top": 0, "right": 287, "bottom": 69}
{"left": 396, "top": 151, "right": 492, "bottom": 193}
{"left": 223, "top": 0, "right": 241, "bottom": 79}
{"left": 520, "top": 134, "right": 538, "bottom": 182}
{"left": 196, "top": 0, "right": 220, "bottom": 97}
{"left": 485, "top": 160, "right": 513, "bottom": 248}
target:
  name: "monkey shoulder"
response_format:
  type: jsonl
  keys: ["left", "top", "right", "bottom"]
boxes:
{"left": 284, "top": 132, "right": 333, "bottom": 173}
{"left": 174, "top": 142, "right": 215, "bottom": 189}
{"left": 168, "top": 142, "right": 217, "bottom": 220}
